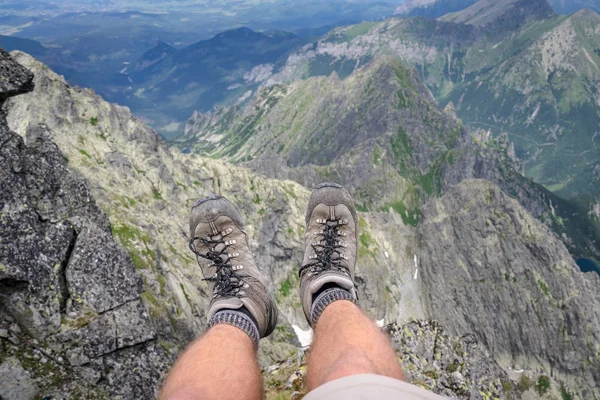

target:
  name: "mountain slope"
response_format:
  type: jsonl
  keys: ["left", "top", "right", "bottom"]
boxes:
{"left": 549, "top": 0, "right": 600, "bottom": 13}
{"left": 393, "top": 0, "right": 600, "bottom": 18}
{"left": 134, "top": 40, "right": 177, "bottom": 73}
{"left": 182, "top": 53, "right": 600, "bottom": 396}
{"left": 418, "top": 179, "right": 600, "bottom": 396}
{"left": 251, "top": 1, "right": 600, "bottom": 201}
{"left": 115, "top": 27, "right": 305, "bottom": 137}
{"left": 444, "top": 9, "right": 600, "bottom": 198}
{"left": 443, "top": 0, "right": 555, "bottom": 32}
{"left": 396, "top": 0, "right": 479, "bottom": 18}
{"left": 182, "top": 55, "right": 600, "bottom": 262}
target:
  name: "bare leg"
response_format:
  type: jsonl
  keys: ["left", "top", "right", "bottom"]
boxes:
{"left": 160, "top": 324, "right": 262, "bottom": 400}
{"left": 306, "top": 300, "right": 404, "bottom": 390}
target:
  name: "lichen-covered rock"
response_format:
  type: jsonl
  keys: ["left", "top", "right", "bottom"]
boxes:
{"left": 0, "top": 357, "right": 40, "bottom": 400}
{"left": 0, "top": 48, "right": 33, "bottom": 99}
{"left": 0, "top": 50, "right": 172, "bottom": 399}
{"left": 263, "top": 320, "right": 520, "bottom": 400}
{"left": 417, "top": 179, "right": 600, "bottom": 399}
{"left": 389, "top": 321, "right": 515, "bottom": 400}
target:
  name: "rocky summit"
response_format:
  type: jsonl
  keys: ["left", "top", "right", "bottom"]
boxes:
{"left": 1, "top": 42, "right": 600, "bottom": 400}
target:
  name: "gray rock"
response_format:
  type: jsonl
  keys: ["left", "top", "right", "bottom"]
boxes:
{"left": 417, "top": 180, "right": 600, "bottom": 398}
{"left": 65, "top": 223, "right": 141, "bottom": 314}
{"left": 113, "top": 300, "right": 156, "bottom": 348}
{"left": 0, "top": 49, "right": 173, "bottom": 399}
{"left": 0, "top": 357, "right": 40, "bottom": 400}
{"left": 0, "top": 48, "right": 33, "bottom": 100}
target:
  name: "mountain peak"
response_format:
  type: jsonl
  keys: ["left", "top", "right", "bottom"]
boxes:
{"left": 154, "top": 40, "right": 174, "bottom": 49}
{"left": 446, "top": 0, "right": 555, "bottom": 32}
{"left": 571, "top": 7, "right": 600, "bottom": 20}
{"left": 213, "top": 26, "right": 260, "bottom": 40}
{"left": 394, "top": 0, "right": 437, "bottom": 15}
{"left": 136, "top": 40, "right": 177, "bottom": 72}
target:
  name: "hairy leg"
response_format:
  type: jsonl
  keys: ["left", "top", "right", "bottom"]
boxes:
{"left": 160, "top": 324, "right": 262, "bottom": 400}
{"left": 306, "top": 300, "right": 404, "bottom": 390}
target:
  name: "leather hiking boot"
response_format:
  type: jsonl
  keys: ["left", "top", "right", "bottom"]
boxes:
{"left": 189, "top": 195, "right": 277, "bottom": 339}
{"left": 299, "top": 183, "right": 358, "bottom": 326}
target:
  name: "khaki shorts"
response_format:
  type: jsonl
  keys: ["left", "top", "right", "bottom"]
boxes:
{"left": 304, "top": 374, "right": 446, "bottom": 399}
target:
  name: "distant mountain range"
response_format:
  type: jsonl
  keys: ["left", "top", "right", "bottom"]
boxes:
{"left": 115, "top": 28, "right": 305, "bottom": 137}
{"left": 4, "top": 0, "right": 598, "bottom": 204}
{"left": 210, "top": 0, "right": 598, "bottom": 202}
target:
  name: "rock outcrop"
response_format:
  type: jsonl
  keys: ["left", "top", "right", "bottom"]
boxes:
{"left": 0, "top": 50, "right": 171, "bottom": 399}
{"left": 418, "top": 180, "right": 600, "bottom": 398}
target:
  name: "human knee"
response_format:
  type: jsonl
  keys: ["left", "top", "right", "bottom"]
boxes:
{"left": 320, "top": 347, "right": 380, "bottom": 382}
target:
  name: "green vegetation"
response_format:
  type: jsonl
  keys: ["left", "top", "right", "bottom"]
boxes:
{"left": 561, "top": 386, "right": 573, "bottom": 400}
{"left": 78, "top": 149, "right": 91, "bottom": 159}
{"left": 372, "top": 145, "right": 383, "bottom": 165}
{"left": 341, "top": 22, "right": 378, "bottom": 42}
{"left": 279, "top": 278, "right": 292, "bottom": 297}
{"left": 537, "top": 280, "right": 550, "bottom": 297}
{"left": 180, "top": 283, "right": 191, "bottom": 304}
{"left": 153, "top": 189, "right": 163, "bottom": 200}
{"left": 90, "top": 117, "right": 99, "bottom": 126}
{"left": 390, "top": 126, "right": 413, "bottom": 171}
{"left": 518, "top": 375, "right": 535, "bottom": 392}
{"left": 111, "top": 224, "right": 156, "bottom": 270}
{"left": 359, "top": 232, "right": 373, "bottom": 249}
{"left": 501, "top": 381, "right": 513, "bottom": 393}
{"left": 446, "top": 360, "right": 459, "bottom": 373}
{"left": 141, "top": 290, "right": 161, "bottom": 309}
{"left": 282, "top": 185, "right": 298, "bottom": 200}
{"left": 387, "top": 200, "right": 420, "bottom": 227}
{"left": 358, "top": 233, "right": 378, "bottom": 262}
{"left": 536, "top": 376, "right": 551, "bottom": 396}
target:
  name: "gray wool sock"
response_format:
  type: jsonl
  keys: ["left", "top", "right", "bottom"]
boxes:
{"left": 310, "top": 287, "right": 355, "bottom": 327}
{"left": 207, "top": 310, "right": 260, "bottom": 349}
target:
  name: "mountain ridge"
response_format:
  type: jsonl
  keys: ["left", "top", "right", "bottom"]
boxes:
{"left": 119, "top": 26, "right": 305, "bottom": 137}
{"left": 181, "top": 53, "right": 600, "bottom": 262}
{"left": 241, "top": 2, "right": 600, "bottom": 201}
{"left": 444, "top": 0, "right": 556, "bottom": 29}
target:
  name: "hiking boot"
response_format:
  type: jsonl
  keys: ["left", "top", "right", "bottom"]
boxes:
{"left": 189, "top": 195, "right": 277, "bottom": 339}
{"left": 299, "top": 183, "right": 358, "bottom": 326}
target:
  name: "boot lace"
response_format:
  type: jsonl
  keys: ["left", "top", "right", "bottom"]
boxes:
{"left": 299, "top": 218, "right": 350, "bottom": 278}
{"left": 189, "top": 232, "right": 246, "bottom": 297}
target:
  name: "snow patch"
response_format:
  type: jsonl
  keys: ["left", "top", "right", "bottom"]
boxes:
{"left": 292, "top": 325, "right": 314, "bottom": 348}
{"left": 413, "top": 255, "right": 419, "bottom": 280}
